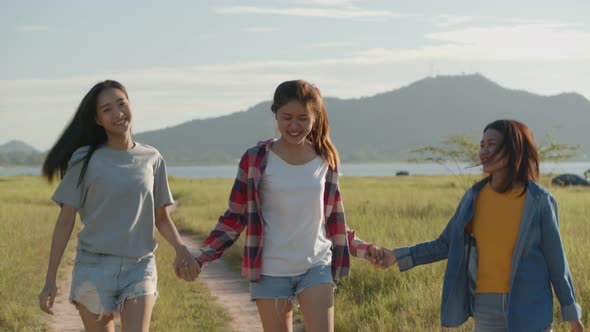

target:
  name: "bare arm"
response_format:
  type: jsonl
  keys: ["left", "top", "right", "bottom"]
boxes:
{"left": 39, "top": 204, "right": 77, "bottom": 314}
{"left": 155, "top": 205, "right": 200, "bottom": 281}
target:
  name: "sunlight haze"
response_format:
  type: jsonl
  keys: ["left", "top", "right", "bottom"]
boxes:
{"left": 1, "top": 0, "right": 589, "bottom": 150}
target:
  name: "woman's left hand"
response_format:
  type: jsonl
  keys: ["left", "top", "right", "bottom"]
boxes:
{"left": 172, "top": 244, "right": 200, "bottom": 281}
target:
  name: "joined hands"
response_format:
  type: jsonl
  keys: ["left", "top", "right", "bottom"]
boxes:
{"left": 365, "top": 245, "right": 398, "bottom": 269}
{"left": 173, "top": 244, "right": 201, "bottom": 281}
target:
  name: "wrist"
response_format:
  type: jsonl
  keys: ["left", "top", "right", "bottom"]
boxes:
{"left": 358, "top": 243, "right": 373, "bottom": 259}
{"left": 45, "top": 275, "right": 57, "bottom": 284}
{"left": 174, "top": 243, "right": 187, "bottom": 252}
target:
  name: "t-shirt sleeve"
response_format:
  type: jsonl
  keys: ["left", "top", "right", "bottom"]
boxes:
{"left": 153, "top": 155, "right": 174, "bottom": 208}
{"left": 52, "top": 158, "right": 86, "bottom": 209}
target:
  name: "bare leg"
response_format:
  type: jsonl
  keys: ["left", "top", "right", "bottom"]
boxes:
{"left": 119, "top": 295, "right": 156, "bottom": 332}
{"left": 297, "top": 283, "right": 334, "bottom": 332}
{"left": 256, "top": 298, "right": 293, "bottom": 332}
{"left": 75, "top": 302, "right": 116, "bottom": 332}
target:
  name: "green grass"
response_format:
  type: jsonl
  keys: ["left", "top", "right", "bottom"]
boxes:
{"left": 333, "top": 176, "right": 589, "bottom": 331}
{"left": 151, "top": 232, "right": 231, "bottom": 332}
{"left": 0, "top": 176, "right": 229, "bottom": 332}
{"left": 3, "top": 175, "right": 589, "bottom": 331}
{"left": 0, "top": 176, "right": 58, "bottom": 331}
{"left": 168, "top": 175, "right": 589, "bottom": 332}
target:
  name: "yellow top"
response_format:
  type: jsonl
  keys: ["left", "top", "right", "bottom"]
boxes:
{"left": 471, "top": 182, "right": 526, "bottom": 293}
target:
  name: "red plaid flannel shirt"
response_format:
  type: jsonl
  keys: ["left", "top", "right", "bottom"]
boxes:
{"left": 195, "top": 139, "right": 371, "bottom": 281}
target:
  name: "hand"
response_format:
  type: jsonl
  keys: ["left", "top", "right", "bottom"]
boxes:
{"left": 570, "top": 320, "right": 584, "bottom": 332}
{"left": 39, "top": 282, "right": 57, "bottom": 315}
{"left": 364, "top": 244, "right": 384, "bottom": 268}
{"left": 172, "top": 245, "right": 201, "bottom": 281}
{"left": 379, "top": 248, "right": 397, "bottom": 269}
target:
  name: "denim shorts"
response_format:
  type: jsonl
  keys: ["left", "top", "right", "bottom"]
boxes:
{"left": 473, "top": 293, "right": 552, "bottom": 332}
{"left": 250, "top": 264, "right": 334, "bottom": 302}
{"left": 69, "top": 250, "right": 158, "bottom": 318}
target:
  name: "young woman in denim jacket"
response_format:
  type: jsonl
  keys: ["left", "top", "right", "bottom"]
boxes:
{"left": 192, "top": 80, "right": 380, "bottom": 332}
{"left": 380, "top": 120, "right": 583, "bottom": 331}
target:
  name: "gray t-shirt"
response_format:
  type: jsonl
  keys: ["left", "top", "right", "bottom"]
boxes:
{"left": 52, "top": 142, "right": 174, "bottom": 258}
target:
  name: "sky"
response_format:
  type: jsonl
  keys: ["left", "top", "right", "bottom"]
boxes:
{"left": 1, "top": 0, "right": 589, "bottom": 150}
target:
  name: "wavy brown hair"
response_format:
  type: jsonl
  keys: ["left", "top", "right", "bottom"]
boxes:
{"left": 483, "top": 119, "right": 540, "bottom": 193}
{"left": 271, "top": 80, "right": 339, "bottom": 169}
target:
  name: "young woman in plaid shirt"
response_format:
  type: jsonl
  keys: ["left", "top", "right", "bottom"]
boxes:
{"left": 193, "top": 80, "right": 380, "bottom": 331}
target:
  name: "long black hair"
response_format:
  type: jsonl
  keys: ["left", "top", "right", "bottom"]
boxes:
{"left": 42, "top": 80, "right": 128, "bottom": 184}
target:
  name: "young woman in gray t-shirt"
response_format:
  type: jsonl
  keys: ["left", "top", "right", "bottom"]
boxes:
{"left": 38, "top": 80, "right": 200, "bottom": 331}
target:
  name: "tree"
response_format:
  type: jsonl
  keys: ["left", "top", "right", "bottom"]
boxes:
{"left": 536, "top": 129, "right": 580, "bottom": 162}
{"left": 410, "top": 129, "right": 581, "bottom": 175}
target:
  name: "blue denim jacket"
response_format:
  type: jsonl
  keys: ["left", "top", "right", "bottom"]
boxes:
{"left": 394, "top": 179, "right": 581, "bottom": 331}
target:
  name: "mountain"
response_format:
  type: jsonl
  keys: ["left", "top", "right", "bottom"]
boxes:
{"left": 0, "top": 140, "right": 39, "bottom": 153}
{"left": 136, "top": 103, "right": 276, "bottom": 164}
{"left": 135, "top": 74, "right": 590, "bottom": 164}
{"left": 2, "top": 74, "right": 589, "bottom": 167}
{"left": 0, "top": 140, "right": 44, "bottom": 166}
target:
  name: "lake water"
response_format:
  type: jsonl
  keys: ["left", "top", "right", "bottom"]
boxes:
{"left": 2, "top": 162, "right": 589, "bottom": 178}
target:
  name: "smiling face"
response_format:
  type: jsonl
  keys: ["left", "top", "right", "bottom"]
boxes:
{"left": 275, "top": 100, "right": 315, "bottom": 146}
{"left": 95, "top": 87, "right": 132, "bottom": 139}
{"left": 479, "top": 128, "right": 507, "bottom": 176}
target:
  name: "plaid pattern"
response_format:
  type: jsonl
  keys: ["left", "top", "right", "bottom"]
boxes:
{"left": 195, "top": 139, "right": 371, "bottom": 281}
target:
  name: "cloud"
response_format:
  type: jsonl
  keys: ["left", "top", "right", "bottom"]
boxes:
{"left": 304, "top": 41, "right": 355, "bottom": 49}
{"left": 179, "top": 24, "right": 590, "bottom": 71}
{"left": 3, "top": 54, "right": 590, "bottom": 150}
{"left": 215, "top": 6, "right": 399, "bottom": 19}
{"left": 3, "top": 22, "right": 590, "bottom": 149}
{"left": 243, "top": 27, "right": 279, "bottom": 33}
{"left": 434, "top": 15, "right": 473, "bottom": 28}
{"left": 284, "top": 23, "right": 590, "bottom": 64}
{"left": 500, "top": 18, "right": 579, "bottom": 25}
{"left": 17, "top": 25, "right": 49, "bottom": 32}
{"left": 425, "top": 24, "right": 590, "bottom": 61}
{"left": 295, "top": 0, "right": 356, "bottom": 6}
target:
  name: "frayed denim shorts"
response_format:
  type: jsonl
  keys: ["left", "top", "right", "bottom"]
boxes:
{"left": 250, "top": 264, "right": 334, "bottom": 302}
{"left": 69, "top": 250, "right": 158, "bottom": 318}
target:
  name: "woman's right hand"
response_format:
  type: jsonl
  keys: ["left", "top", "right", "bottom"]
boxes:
{"left": 364, "top": 245, "right": 398, "bottom": 269}
{"left": 379, "top": 248, "right": 398, "bottom": 269}
{"left": 39, "top": 281, "right": 58, "bottom": 315}
{"left": 173, "top": 245, "right": 201, "bottom": 281}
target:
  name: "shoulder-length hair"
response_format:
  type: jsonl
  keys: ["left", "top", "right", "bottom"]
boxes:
{"left": 484, "top": 119, "right": 540, "bottom": 193}
{"left": 271, "top": 80, "right": 340, "bottom": 170}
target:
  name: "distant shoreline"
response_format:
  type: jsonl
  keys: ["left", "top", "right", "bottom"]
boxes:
{"left": 4, "top": 162, "right": 589, "bottom": 178}
{"left": 3, "top": 159, "right": 590, "bottom": 169}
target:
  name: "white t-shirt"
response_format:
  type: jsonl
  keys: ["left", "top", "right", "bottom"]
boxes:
{"left": 259, "top": 150, "right": 332, "bottom": 276}
{"left": 52, "top": 143, "right": 174, "bottom": 258}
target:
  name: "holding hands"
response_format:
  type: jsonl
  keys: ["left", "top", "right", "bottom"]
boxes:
{"left": 364, "top": 244, "right": 398, "bottom": 269}
{"left": 173, "top": 244, "right": 201, "bottom": 281}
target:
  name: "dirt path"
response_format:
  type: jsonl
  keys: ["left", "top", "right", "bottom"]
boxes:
{"left": 49, "top": 253, "right": 123, "bottom": 331}
{"left": 48, "top": 240, "right": 263, "bottom": 332}
{"left": 49, "top": 199, "right": 263, "bottom": 332}
{"left": 181, "top": 235, "right": 263, "bottom": 332}
{"left": 48, "top": 253, "right": 85, "bottom": 332}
